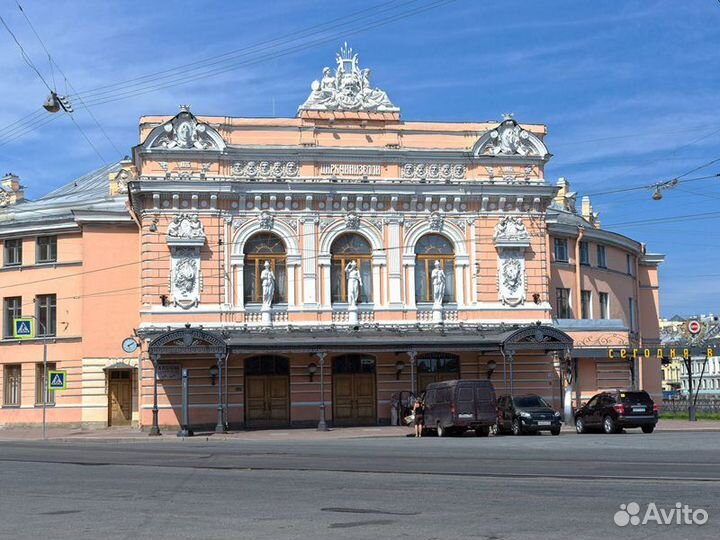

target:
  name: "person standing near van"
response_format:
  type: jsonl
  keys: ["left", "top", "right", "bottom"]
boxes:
{"left": 412, "top": 397, "right": 425, "bottom": 437}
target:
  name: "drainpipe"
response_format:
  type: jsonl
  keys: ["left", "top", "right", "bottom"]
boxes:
{"left": 574, "top": 226, "right": 585, "bottom": 318}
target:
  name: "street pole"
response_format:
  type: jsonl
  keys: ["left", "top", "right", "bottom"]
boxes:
{"left": 685, "top": 357, "right": 696, "bottom": 422}
{"left": 317, "top": 352, "right": 328, "bottom": 431}
{"left": 42, "top": 337, "right": 47, "bottom": 441}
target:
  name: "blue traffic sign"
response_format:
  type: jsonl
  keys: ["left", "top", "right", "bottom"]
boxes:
{"left": 48, "top": 370, "right": 67, "bottom": 391}
{"left": 13, "top": 318, "right": 34, "bottom": 339}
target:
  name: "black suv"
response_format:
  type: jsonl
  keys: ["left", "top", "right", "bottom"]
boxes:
{"left": 574, "top": 391, "right": 658, "bottom": 434}
{"left": 497, "top": 394, "right": 562, "bottom": 436}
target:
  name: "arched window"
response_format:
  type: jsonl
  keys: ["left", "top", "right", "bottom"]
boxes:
{"left": 243, "top": 233, "right": 287, "bottom": 304}
{"left": 417, "top": 353, "right": 460, "bottom": 391}
{"left": 415, "top": 233, "right": 455, "bottom": 303}
{"left": 331, "top": 233, "right": 373, "bottom": 303}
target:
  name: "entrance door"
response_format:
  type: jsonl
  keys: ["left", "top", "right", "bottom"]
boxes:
{"left": 332, "top": 355, "right": 376, "bottom": 426}
{"left": 244, "top": 356, "right": 290, "bottom": 428}
{"left": 417, "top": 354, "right": 460, "bottom": 393}
{"left": 108, "top": 371, "right": 132, "bottom": 426}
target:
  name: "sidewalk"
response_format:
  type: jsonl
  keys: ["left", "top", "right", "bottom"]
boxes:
{"left": 1, "top": 419, "right": 718, "bottom": 443}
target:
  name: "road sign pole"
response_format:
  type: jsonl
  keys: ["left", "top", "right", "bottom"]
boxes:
{"left": 43, "top": 339, "right": 48, "bottom": 441}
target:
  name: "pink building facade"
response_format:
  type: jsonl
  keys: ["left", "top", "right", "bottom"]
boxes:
{"left": 0, "top": 46, "right": 663, "bottom": 431}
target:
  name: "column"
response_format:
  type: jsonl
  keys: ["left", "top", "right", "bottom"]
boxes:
{"left": 301, "top": 215, "right": 318, "bottom": 307}
{"left": 149, "top": 354, "right": 161, "bottom": 436}
{"left": 318, "top": 255, "right": 331, "bottom": 308}
{"left": 287, "top": 256, "right": 301, "bottom": 307}
{"left": 403, "top": 255, "right": 416, "bottom": 309}
{"left": 215, "top": 354, "right": 226, "bottom": 433}
{"left": 386, "top": 216, "right": 403, "bottom": 306}
{"left": 316, "top": 352, "right": 328, "bottom": 431}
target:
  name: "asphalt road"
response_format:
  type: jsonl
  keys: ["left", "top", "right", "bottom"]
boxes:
{"left": 0, "top": 431, "right": 718, "bottom": 540}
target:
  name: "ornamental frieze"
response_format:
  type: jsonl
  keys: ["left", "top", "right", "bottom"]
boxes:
{"left": 232, "top": 161, "right": 299, "bottom": 178}
{"left": 401, "top": 163, "right": 466, "bottom": 180}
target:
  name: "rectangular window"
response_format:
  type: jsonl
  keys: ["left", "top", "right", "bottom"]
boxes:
{"left": 599, "top": 292, "right": 610, "bottom": 320}
{"left": 581, "top": 290, "right": 592, "bottom": 319}
{"left": 626, "top": 254, "right": 633, "bottom": 275}
{"left": 3, "top": 296, "right": 21, "bottom": 338}
{"left": 579, "top": 241, "right": 589, "bottom": 265}
{"left": 36, "top": 236, "right": 57, "bottom": 263}
{"left": 3, "top": 364, "right": 21, "bottom": 406}
{"left": 4, "top": 239, "right": 22, "bottom": 266}
{"left": 36, "top": 294, "right": 56, "bottom": 337}
{"left": 556, "top": 288, "right": 571, "bottom": 319}
{"left": 597, "top": 245, "right": 607, "bottom": 268}
{"left": 629, "top": 297, "right": 636, "bottom": 332}
{"left": 35, "top": 362, "right": 56, "bottom": 405}
{"left": 554, "top": 238, "right": 568, "bottom": 263}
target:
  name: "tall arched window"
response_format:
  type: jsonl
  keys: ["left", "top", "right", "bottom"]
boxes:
{"left": 243, "top": 233, "right": 287, "bottom": 304}
{"left": 415, "top": 233, "right": 455, "bottom": 303}
{"left": 331, "top": 233, "right": 373, "bottom": 303}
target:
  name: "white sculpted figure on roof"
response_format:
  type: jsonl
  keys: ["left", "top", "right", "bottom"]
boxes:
{"left": 300, "top": 43, "right": 398, "bottom": 112}
{"left": 484, "top": 114, "right": 535, "bottom": 156}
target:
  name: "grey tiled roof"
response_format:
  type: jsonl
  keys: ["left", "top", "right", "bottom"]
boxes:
{"left": 0, "top": 162, "right": 125, "bottom": 227}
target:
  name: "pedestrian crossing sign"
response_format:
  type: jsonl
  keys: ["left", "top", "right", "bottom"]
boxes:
{"left": 12, "top": 318, "right": 34, "bottom": 339}
{"left": 48, "top": 370, "right": 67, "bottom": 391}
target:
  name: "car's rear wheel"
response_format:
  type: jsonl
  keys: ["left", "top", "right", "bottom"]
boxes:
{"left": 603, "top": 415, "right": 617, "bottom": 434}
{"left": 551, "top": 427, "right": 561, "bottom": 436}
{"left": 476, "top": 426, "right": 490, "bottom": 437}
{"left": 437, "top": 423, "right": 447, "bottom": 437}
{"left": 641, "top": 425, "right": 655, "bottom": 434}
{"left": 512, "top": 418, "right": 523, "bottom": 436}
{"left": 575, "top": 416, "right": 585, "bottom": 434}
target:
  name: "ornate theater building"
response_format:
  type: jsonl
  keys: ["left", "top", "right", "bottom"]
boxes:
{"left": 0, "top": 45, "right": 663, "bottom": 431}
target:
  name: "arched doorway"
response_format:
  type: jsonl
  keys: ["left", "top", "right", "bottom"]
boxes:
{"left": 332, "top": 354, "right": 376, "bottom": 426}
{"left": 244, "top": 355, "right": 290, "bottom": 428}
{"left": 417, "top": 353, "right": 460, "bottom": 392}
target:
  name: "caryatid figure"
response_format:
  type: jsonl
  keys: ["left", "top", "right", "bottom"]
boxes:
{"left": 261, "top": 261, "right": 275, "bottom": 309}
{"left": 345, "top": 260, "right": 363, "bottom": 307}
{"left": 431, "top": 260, "right": 446, "bottom": 307}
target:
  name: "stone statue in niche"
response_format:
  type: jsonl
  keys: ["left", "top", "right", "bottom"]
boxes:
{"left": 432, "top": 260, "right": 446, "bottom": 307}
{"left": 502, "top": 258, "right": 522, "bottom": 295}
{"left": 345, "top": 260, "right": 363, "bottom": 307}
{"left": 261, "top": 261, "right": 275, "bottom": 309}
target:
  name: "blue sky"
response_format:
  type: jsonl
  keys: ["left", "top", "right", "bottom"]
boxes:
{"left": 1, "top": 0, "right": 719, "bottom": 317}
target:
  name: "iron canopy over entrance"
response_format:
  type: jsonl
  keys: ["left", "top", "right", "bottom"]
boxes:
{"left": 145, "top": 325, "right": 228, "bottom": 436}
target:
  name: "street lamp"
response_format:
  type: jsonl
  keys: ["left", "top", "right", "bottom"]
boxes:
{"left": 316, "top": 352, "right": 328, "bottom": 431}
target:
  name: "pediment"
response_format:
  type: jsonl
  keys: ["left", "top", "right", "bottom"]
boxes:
{"left": 142, "top": 106, "right": 225, "bottom": 152}
{"left": 473, "top": 116, "right": 549, "bottom": 159}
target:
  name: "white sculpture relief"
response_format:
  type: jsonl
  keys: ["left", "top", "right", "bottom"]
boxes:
{"left": 261, "top": 261, "right": 275, "bottom": 309}
{"left": 497, "top": 252, "right": 526, "bottom": 307}
{"left": 432, "top": 261, "right": 446, "bottom": 308}
{"left": 429, "top": 211, "right": 444, "bottom": 232}
{"left": 0, "top": 191, "right": 7, "bottom": 207}
{"left": 150, "top": 106, "right": 222, "bottom": 150}
{"left": 493, "top": 216, "right": 530, "bottom": 245}
{"left": 171, "top": 247, "right": 201, "bottom": 308}
{"left": 345, "top": 212, "right": 360, "bottom": 229}
{"left": 474, "top": 114, "right": 549, "bottom": 158}
{"left": 401, "top": 163, "right": 466, "bottom": 180}
{"left": 232, "top": 160, "right": 299, "bottom": 178}
{"left": 259, "top": 211, "right": 274, "bottom": 230}
{"left": 300, "top": 42, "right": 398, "bottom": 112}
{"left": 114, "top": 169, "right": 131, "bottom": 194}
{"left": 167, "top": 213, "right": 206, "bottom": 240}
{"left": 345, "top": 260, "right": 363, "bottom": 307}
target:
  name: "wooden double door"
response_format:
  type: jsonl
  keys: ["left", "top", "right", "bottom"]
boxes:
{"left": 108, "top": 371, "right": 132, "bottom": 426}
{"left": 245, "top": 375, "right": 290, "bottom": 427}
{"left": 332, "top": 355, "right": 377, "bottom": 426}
